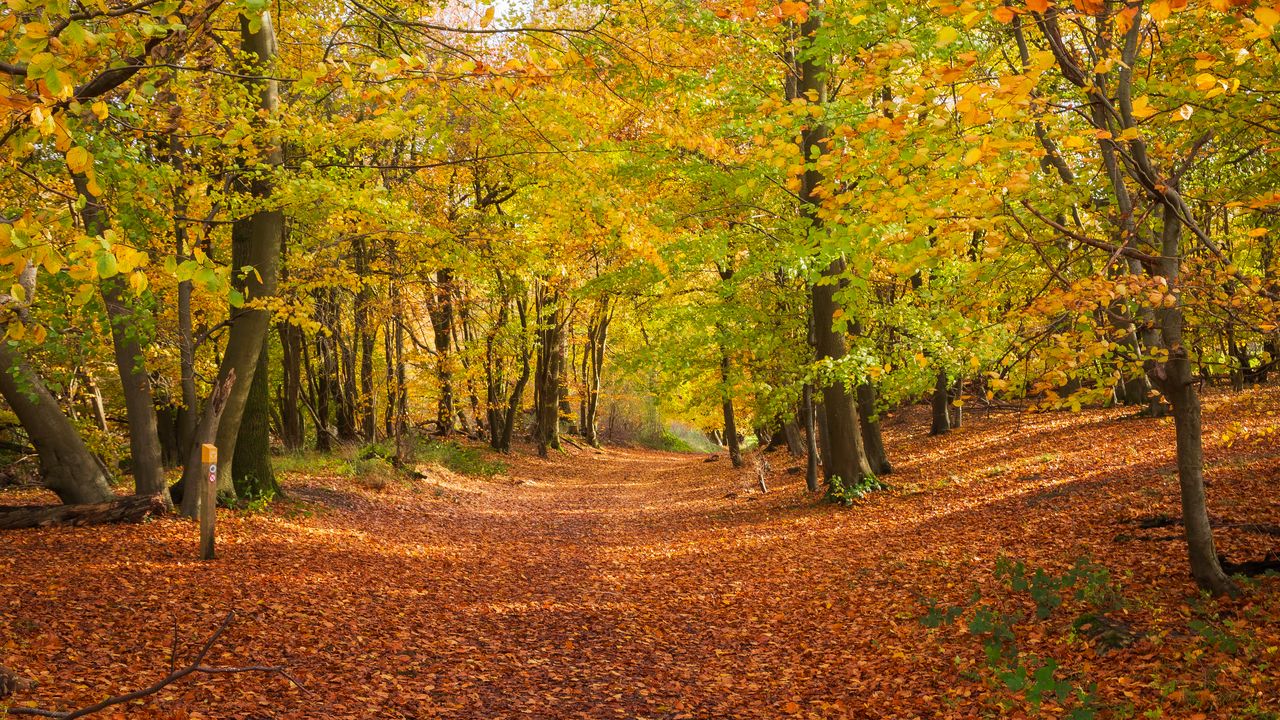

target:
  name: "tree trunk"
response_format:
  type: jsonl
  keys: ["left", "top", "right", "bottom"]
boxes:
{"left": 73, "top": 172, "right": 166, "bottom": 498}
{"left": 720, "top": 351, "right": 743, "bottom": 469}
{"left": 278, "top": 321, "right": 305, "bottom": 450}
{"left": 176, "top": 187, "right": 199, "bottom": 463}
{"left": 430, "top": 268, "right": 456, "bottom": 436}
{"left": 0, "top": 492, "right": 168, "bottom": 530}
{"left": 930, "top": 371, "right": 951, "bottom": 436}
{"left": 795, "top": 5, "right": 874, "bottom": 488}
{"left": 232, "top": 343, "right": 278, "bottom": 500}
{"left": 353, "top": 238, "right": 377, "bottom": 442}
{"left": 533, "top": 286, "right": 563, "bottom": 458}
{"left": 782, "top": 417, "right": 804, "bottom": 457}
{"left": 856, "top": 383, "right": 891, "bottom": 475}
{"left": 1148, "top": 203, "right": 1235, "bottom": 596}
{"left": 803, "top": 384, "right": 820, "bottom": 493}
{"left": 182, "top": 10, "right": 282, "bottom": 512}
{"left": 0, "top": 341, "right": 115, "bottom": 505}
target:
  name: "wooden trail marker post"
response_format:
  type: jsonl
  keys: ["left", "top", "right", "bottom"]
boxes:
{"left": 200, "top": 443, "right": 217, "bottom": 560}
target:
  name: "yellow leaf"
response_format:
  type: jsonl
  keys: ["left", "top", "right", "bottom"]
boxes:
{"left": 66, "top": 146, "right": 91, "bottom": 174}
{"left": 91, "top": 101, "right": 108, "bottom": 120}
{"left": 994, "top": 6, "right": 1016, "bottom": 22}
{"left": 1027, "top": 0, "right": 1050, "bottom": 12}
{"left": 30, "top": 324, "right": 46, "bottom": 344}
{"left": 1130, "top": 95, "right": 1157, "bottom": 119}
{"left": 935, "top": 26, "right": 959, "bottom": 46}
{"left": 1194, "top": 73, "right": 1217, "bottom": 91}
{"left": 1150, "top": 0, "right": 1170, "bottom": 20}
{"left": 1257, "top": 6, "right": 1279, "bottom": 28}
{"left": 1248, "top": 227, "right": 1269, "bottom": 237}
{"left": 962, "top": 147, "right": 982, "bottom": 165}
{"left": 480, "top": 5, "right": 495, "bottom": 28}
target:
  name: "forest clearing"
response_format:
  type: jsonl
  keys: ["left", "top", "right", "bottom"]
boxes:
{"left": 3, "top": 389, "right": 1280, "bottom": 719}
{"left": 3, "top": 0, "right": 1280, "bottom": 716}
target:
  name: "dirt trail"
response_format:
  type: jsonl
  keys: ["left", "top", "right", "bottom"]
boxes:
{"left": 3, "top": 393, "right": 1280, "bottom": 718}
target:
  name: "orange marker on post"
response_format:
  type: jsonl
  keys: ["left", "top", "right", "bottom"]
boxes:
{"left": 200, "top": 443, "right": 217, "bottom": 560}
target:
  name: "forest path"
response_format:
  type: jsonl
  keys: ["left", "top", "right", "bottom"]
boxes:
{"left": 4, "top": 393, "right": 1280, "bottom": 718}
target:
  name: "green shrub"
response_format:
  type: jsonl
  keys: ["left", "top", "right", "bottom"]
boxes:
{"left": 919, "top": 557, "right": 1120, "bottom": 718}
{"left": 827, "top": 474, "right": 887, "bottom": 505}
{"left": 416, "top": 439, "right": 508, "bottom": 478}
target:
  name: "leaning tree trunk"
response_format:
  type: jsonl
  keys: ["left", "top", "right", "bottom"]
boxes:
{"left": 181, "top": 10, "right": 282, "bottom": 516}
{"left": 795, "top": 4, "right": 874, "bottom": 488}
{"left": 232, "top": 343, "right": 279, "bottom": 500}
{"left": 0, "top": 341, "right": 115, "bottom": 505}
{"left": 73, "top": 171, "right": 167, "bottom": 499}
{"left": 0, "top": 268, "right": 114, "bottom": 505}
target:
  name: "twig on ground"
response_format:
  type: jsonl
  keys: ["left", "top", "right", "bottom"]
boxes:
{"left": 4, "top": 611, "right": 307, "bottom": 719}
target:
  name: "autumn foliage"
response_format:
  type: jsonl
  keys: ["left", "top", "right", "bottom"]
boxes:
{"left": 2, "top": 0, "right": 1279, "bottom": 716}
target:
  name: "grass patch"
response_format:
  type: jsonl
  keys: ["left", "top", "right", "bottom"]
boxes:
{"left": 638, "top": 429, "right": 696, "bottom": 453}
{"left": 415, "top": 439, "right": 508, "bottom": 478}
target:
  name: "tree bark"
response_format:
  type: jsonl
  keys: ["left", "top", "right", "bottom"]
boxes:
{"left": 0, "top": 492, "right": 168, "bottom": 530}
{"left": 72, "top": 172, "right": 166, "bottom": 498}
{"left": 232, "top": 343, "right": 278, "bottom": 500}
{"left": 795, "top": 5, "right": 874, "bottom": 487}
{"left": 188, "top": 10, "right": 282, "bottom": 507}
{"left": 720, "top": 351, "right": 743, "bottom": 469}
{"left": 802, "top": 384, "right": 820, "bottom": 493}
{"left": 0, "top": 341, "right": 115, "bottom": 505}
{"left": 533, "top": 285, "right": 563, "bottom": 458}
{"left": 278, "top": 321, "right": 305, "bottom": 450}
{"left": 430, "top": 268, "right": 456, "bottom": 436}
{"left": 930, "top": 371, "right": 951, "bottom": 436}
{"left": 1148, "top": 203, "right": 1236, "bottom": 596}
{"left": 856, "top": 383, "right": 891, "bottom": 475}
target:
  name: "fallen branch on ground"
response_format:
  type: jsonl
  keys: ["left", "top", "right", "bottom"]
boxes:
{"left": 3, "top": 611, "right": 306, "bottom": 719}
{"left": 0, "top": 492, "right": 168, "bottom": 530}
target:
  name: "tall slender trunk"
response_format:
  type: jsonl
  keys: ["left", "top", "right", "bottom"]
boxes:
{"left": 802, "top": 384, "right": 820, "bottom": 493}
{"left": 73, "top": 172, "right": 166, "bottom": 498}
{"left": 720, "top": 349, "right": 743, "bottom": 468}
{"left": 1148, "top": 202, "right": 1235, "bottom": 596}
{"left": 354, "top": 238, "right": 376, "bottom": 441}
{"left": 580, "top": 298, "right": 611, "bottom": 447}
{"left": 430, "top": 268, "right": 456, "bottom": 436}
{"left": 181, "top": 10, "right": 282, "bottom": 517}
{"left": 176, "top": 212, "right": 198, "bottom": 460}
{"left": 795, "top": 5, "right": 873, "bottom": 487}
{"left": 278, "top": 320, "right": 305, "bottom": 450}
{"left": 533, "top": 285, "right": 562, "bottom": 458}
